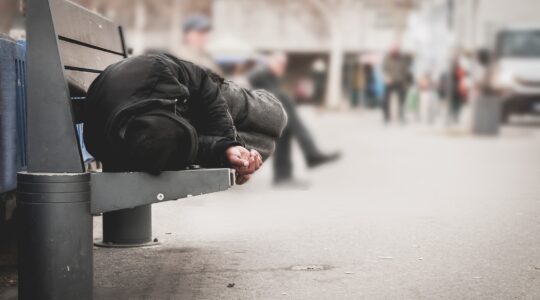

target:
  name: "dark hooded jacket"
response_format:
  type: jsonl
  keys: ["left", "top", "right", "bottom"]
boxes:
{"left": 205, "top": 72, "right": 287, "bottom": 160}
{"left": 83, "top": 53, "right": 240, "bottom": 170}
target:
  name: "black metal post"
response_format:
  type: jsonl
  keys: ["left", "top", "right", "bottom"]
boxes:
{"left": 97, "top": 204, "right": 158, "bottom": 248}
{"left": 17, "top": 172, "right": 92, "bottom": 300}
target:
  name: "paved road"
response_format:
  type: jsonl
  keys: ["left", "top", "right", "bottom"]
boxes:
{"left": 4, "top": 109, "right": 539, "bottom": 299}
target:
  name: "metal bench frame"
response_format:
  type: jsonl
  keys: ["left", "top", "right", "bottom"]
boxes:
{"left": 18, "top": 1, "right": 233, "bottom": 299}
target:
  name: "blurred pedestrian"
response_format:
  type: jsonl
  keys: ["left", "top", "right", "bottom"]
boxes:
{"left": 249, "top": 53, "right": 340, "bottom": 185}
{"left": 373, "top": 65, "right": 386, "bottom": 107}
{"left": 449, "top": 55, "right": 468, "bottom": 123}
{"left": 382, "top": 44, "right": 410, "bottom": 123}
{"left": 363, "top": 63, "right": 377, "bottom": 108}
{"left": 311, "top": 58, "right": 327, "bottom": 106}
{"left": 351, "top": 61, "right": 365, "bottom": 108}
{"left": 176, "top": 14, "right": 222, "bottom": 74}
{"left": 294, "top": 77, "right": 314, "bottom": 104}
{"left": 418, "top": 73, "right": 437, "bottom": 124}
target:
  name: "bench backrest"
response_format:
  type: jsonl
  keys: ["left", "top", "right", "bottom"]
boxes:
{"left": 26, "top": 0, "right": 127, "bottom": 173}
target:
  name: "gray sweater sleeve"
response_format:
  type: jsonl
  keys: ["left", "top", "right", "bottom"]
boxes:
{"left": 220, "top": 80, "right": 288, "bottom": 160}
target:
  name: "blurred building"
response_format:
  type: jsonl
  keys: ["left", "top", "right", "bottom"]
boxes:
{"left": 71, "top": 0, "right": 421, "bottom": 108}
{"left": 6, "top": 0, "right": 540, "bottom": 109}
{"left": 41, "top": 0, "right": 540, "bottom": 108}
{"left": 71, "top": 0, "right": 212, "bottom": 54}
{"left": 404, "top": 0, "right": 540, "bottom": 81}
{"left": 212, "top": 0, "right": 420, "bottom": 107}
{"left": 213, "top": 0, "right": 413, "bottom": 53}
{"left": 452, "top": 0, "right": 540, "bottom": 50}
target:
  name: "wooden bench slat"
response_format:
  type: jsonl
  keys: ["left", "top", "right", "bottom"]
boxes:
{"left": 59, "top": 39, "right": 123, "bottom": 75}
{"left": 65, "top": 70, "right": 100, "bottom": 94}
{"left": 52, "top": 0, "right": 125, "bottom": 55}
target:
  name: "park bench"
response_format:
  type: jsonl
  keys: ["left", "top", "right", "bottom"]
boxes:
{"left": 16, "top": 0, "right": 234, "bottom": 299}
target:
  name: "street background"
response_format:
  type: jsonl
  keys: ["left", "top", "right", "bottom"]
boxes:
{"left": 1, "top": 0, "right": 540, "bottom": 298}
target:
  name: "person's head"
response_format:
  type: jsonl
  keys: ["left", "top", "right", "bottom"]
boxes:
{"left": 389, "top": 43, "right": 401, "bottom": 57}
{"left": 267, "top": 52, "right": 288, "bottom": 78}
{"left": 182, "top": 14, "right": 212, "bottom": 50}
{"left": 123, "top": 111, "right": 198, "bottom": 174}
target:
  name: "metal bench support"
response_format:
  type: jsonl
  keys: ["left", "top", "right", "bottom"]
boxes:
{"left": 98, "top": 205, "right": 158, "bottom": 247}
{"left": 92, "top": 168, "right": 233, "bottom": 248}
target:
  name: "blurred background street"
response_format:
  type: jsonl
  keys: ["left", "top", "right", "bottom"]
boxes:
{"left": 1, "top": 0, "right": 540, "bottom": 298}
{"left": 86, "top": 110, "right": 539, "bottom": 299}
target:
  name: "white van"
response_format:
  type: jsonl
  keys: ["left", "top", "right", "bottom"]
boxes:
{"left": 489, "top": 25, "right": 540, "bottom": 122}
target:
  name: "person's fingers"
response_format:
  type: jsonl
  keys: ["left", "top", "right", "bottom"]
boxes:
{"left": 236, "top": 168, "right": 252, "bottom": 176}
{"left": 237, "top": 175, "right": 248, "bottom": 185}
{"left": 230, "top": 149, "right": 263, "bottom": 176}
{"left": 251, "top": 158, "right": 261, "bottom": 171}
{"left": 228, "top": 155, "right": 249, "bottom": 168}
{"left": 236, "top": 174, "right": 251, "bottom": 185}
{"left": 250, "top": 150, "right": 263, "bottom": 170}
{"left": 241, "top": 151, "right": 252, "bottom": 162}
{"left": 237, "top": 164, "right": 256, "bottom": 176}
{"left": 235, "top": 158, "right": 255, "bottom": 175}
{"left": 256, "top": 154, "right": 263, "bottom": 167}
{"left": 251, "top": 150, "right": 262, "bottom": 162}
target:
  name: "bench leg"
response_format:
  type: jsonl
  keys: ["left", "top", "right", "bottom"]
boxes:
{"left": 96, "top": 204, "right": 158, "bottom": 248}
{"left": 17, "top": 172, "right": 92, "bottom": 300}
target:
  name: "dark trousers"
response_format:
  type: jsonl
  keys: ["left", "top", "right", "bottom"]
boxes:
{"left": 450, "top": 95, "right": 463, "bottom": 122}
{"left": 274, "top": 93, "right": 319, "bottom": 182}
{"left": 383, "top": 83, "right": 406, "bottom": 122}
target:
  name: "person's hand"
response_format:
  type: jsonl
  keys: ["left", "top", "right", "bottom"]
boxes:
{"left": 248, "top": 149, "right": 262, "bottom": 171}
{"left": 237, "top": 150, "right": 262, "bottom": 185}
{"left": 236, "top": 174, "right": 251, "bottom": 185}
{"left": 242, "top": 149, "right": 262, "bottom": 179}
{"left": 225, "top": 146, "right": 263, "bottom": 184}
{"left": 226, "top": 145, "right": 250, "bottom": 172}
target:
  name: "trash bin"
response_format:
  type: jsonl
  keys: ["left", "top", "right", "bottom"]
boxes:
{"left": 0, "top": 36, "right": 26, "bottom": 194}
{"left": 471, "top": 94, "right": 501, "bottom": 136}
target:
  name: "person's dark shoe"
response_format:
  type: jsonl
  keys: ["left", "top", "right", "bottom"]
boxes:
{"left": 307, "top": 152, "right": 341, "bottom": 169}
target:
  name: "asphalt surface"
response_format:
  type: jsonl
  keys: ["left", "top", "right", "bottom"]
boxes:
{"left": 3, "top": 108, "right": 540, "bottom": 299}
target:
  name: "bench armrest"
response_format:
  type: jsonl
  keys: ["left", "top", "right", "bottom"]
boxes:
{"left": 90, "top": 168, "right": 234, "bottom": 214}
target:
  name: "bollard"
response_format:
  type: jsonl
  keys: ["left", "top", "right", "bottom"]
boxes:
{"left": 17, "top": 172, "right": 92, "bottom": 300}
{"left": 471, "top": 95, "right": 501, "bottom": 136}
